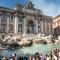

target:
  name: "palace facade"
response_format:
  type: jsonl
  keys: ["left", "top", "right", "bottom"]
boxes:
{"left": 0, "top": 2, "right": 53, "bottom": 39}
{"left": 53, "top": 15, "right": 60, "bottom": 36}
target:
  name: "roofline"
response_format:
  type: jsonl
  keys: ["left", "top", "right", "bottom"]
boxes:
{"left": 43, "top": 15, "right": 52, "bottom": 18}
{"left": 0, "top": 6, "right": 13, "bottom": 10}
{"left": 53, "top": 15, "right": 60, "bottom": 19}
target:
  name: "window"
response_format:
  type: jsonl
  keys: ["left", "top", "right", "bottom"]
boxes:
{"left": 19, "top": 19, "right": 22, "bottom": 22}
{"left": 9, "top": 24, "right": 13, "bottom": 32}
{"left": 18, "top": 24, "right": 22, "bottom": 32}
{"left": 1, "top": 24, "right": 6, "bottom": 32}
{"left": 1, "top": 14, "right": 7, "bottom": 20}
{"left": 2, "top": 35, "right": 5, "bottom": 39}
{"left": 10, "top": 15, "right": 13, "bottom": 20}
{"left": 18, "top": 16, "right": 23, "bottom": 22}
{"left": 38, "top": 26, "right": 41, "bottom": 32}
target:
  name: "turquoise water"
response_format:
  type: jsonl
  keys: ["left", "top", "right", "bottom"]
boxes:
{"left": 0, "top": 44, "right": 60, "bottom": 57}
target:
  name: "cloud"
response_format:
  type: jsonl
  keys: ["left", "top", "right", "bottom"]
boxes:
{"left": 31, "top": 0, "right": 60, "bottom": 17}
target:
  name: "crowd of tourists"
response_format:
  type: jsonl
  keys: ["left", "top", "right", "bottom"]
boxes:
{"left": 0, "top": 49, "right": 60, "bottom": 60}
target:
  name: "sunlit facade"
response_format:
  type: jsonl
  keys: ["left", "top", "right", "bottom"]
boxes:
{"left": 53, "top": 15, "right": 60, "bottom": 36}
{"left": 0, "top": 2, "right": 53, "bottom": 39}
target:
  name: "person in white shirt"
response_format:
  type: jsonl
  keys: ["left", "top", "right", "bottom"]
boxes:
{"left": 58, "top": 50, "right": 60, "bottom": 60}
{"left": 53, "top": 55, "right": 57, "bottom": 60}
{"left": 46, "top": 54, "right": 51, "bottom": 60}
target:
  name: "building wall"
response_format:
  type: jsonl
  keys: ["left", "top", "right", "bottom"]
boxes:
{"left": 53, "top": 15, "right": 60, "bottom": 36}
{"left": 43, "top": 15, "right": 53, "bottom": 36}
{"left": 0, "top": 6, "right": 53, "bottom": 39}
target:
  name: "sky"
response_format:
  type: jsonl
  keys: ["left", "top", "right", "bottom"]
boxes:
{"left": 31, "top": 0, "right": 60, "bottom": 17}
{"left": 0, "top": 0, "right": 60, "bottom": 17}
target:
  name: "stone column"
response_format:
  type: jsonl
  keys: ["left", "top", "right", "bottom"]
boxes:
{"left": 49, "top": 21, "right": 53, "bottom": 35}
{"left": 14, "top": 16, "right": 18, "bottom": 34}
{"left": 44, "top": 22, "right": 47, "bottom": 35}
{"left": 0, "top": 16, "right": 1, "bottom": 32}
{"left": 48, "top": 22, "right": 50, "bottom": 34}
{"left": 41, "top": 21, "right": 44, "bottom": 34}
{"left": 23, "top": 18, "right": 27, "bottom": 34}
{"left": 7, "top": 17, "right": 9, "bottom": 33}
{"left": 35, "top": 20, "right": 38, "bottom": 33}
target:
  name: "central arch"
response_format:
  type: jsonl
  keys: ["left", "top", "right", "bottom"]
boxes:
{"left": 27, "top": 20, "right": 34, "bottom": 33}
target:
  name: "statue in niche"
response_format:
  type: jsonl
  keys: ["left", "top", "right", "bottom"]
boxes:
{"left": 27, "top": 1, "right": 34, "bottom": 9}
